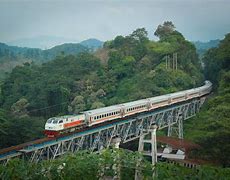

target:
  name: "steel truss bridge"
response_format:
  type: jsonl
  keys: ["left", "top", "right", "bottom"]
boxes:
{"left": 0, "top": 97, "right": 206, "bottom": 165}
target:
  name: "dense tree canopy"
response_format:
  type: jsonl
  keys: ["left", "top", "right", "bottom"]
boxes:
{"left": 185, "top": 33, "right": 230, "bottom": 167}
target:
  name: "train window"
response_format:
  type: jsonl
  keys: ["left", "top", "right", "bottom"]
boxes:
{"left": 59, "top": 120, "right": 63, "bottom": 124}
{"left": 47, "top": 119, "right": 53, "bottom": 123}
{"left": 53, "top": 120, "right": 58, "bottom": 124}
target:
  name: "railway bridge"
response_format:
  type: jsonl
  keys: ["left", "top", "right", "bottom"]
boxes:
{"left": 0, "top": 83, "right": 211, "bottom": 166}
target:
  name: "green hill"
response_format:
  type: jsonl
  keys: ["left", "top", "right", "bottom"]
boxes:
{"left": 185, "top": 33, "right": 230, "bottom": 167}
{"left": 0, "top": 42, "right": 88, "bottom": 80}
{"left": 80, "top": 38, "right": 103, "bottom": 50}
{"left": 193, "top": 39, "right": 220, "bottom": 57}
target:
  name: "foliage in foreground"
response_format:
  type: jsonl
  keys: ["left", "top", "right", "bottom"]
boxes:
{"left": 0, "top": 149, "right": 229, "bottom": 180}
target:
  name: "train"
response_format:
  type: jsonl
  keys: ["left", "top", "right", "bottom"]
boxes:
{"left": 44, "top": 81, "right": 212, "bottom": 137}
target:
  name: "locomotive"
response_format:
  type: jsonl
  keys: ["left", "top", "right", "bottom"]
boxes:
{"left": 44, "top": 81, "right": 212, "bottom": 137}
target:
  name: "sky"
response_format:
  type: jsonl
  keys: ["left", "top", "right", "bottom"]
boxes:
{"left": 0, "top": 0, "right": 230, "bottom": 45}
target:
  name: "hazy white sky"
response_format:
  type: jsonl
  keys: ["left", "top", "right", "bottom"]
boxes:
{"left": 0, "top": 0, "right": 229, "bottom": 42}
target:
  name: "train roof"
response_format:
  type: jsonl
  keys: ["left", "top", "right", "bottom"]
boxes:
{"left": 84, "top": 99, "right": 148, "bottom": 115}
{"left": 83, "top": 81, "right": 212, "bottom": 115}
{"left": 83, "top": 104, "right": 122, "bottom": 114}
{"left": 122, "top": 99, "right": 148, "bottom": 107}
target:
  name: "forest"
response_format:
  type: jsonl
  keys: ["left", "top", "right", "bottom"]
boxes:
{"left": 0, "top": 21, "right": 229, "bottom": 178}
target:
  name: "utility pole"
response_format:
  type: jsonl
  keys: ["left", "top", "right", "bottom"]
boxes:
{"left": 165, "top": 55, "right": 169, "bottom": 69}
{"left": 172, "top": 53, "right": 178, "bottom": 71}
{"left": 175, "top": 53, "right": 177, "bottom": 71}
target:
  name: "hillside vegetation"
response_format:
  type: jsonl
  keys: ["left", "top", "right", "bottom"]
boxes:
{"left": 185, "top": 33, "right": 230, "bottom": 167}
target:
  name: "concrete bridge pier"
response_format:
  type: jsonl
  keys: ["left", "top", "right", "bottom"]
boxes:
{"left": 135, "top": 125, "right": 158, "bottom": 180}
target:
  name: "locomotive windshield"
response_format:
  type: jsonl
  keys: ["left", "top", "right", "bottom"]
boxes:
{"left": 47, "top": 118, "right": 54, "bottom": 123}
{"left": 53, "top": 119, "right": 58, "bottom": 124}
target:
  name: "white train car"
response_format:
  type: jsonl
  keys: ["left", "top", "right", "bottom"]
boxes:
{"left": 84, "top": 104, "right": 122, "bottom": 126}
{"left": 170, "top": 91, "right": 186, "bottom": 104}
{"left": 149, "top": 95, "right": 169, "bottom": 110}
{"left": 122, "top": 99, "right": 149, "bottom": 117}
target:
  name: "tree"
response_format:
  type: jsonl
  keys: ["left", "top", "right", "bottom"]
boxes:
{"left": 68, "top": 95, "right": 86, "bottom": 114}
{"left": 130, "top": 28, "right": 149, "bottom": 43}
{"left": 91, "top": 101, "right": 105, "bottom": 109}
{"left": 154, "top": 21, "right": 175, "bottom": 40}
{"left": 11, "top": 98, "right": 29, "bottom": 118}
